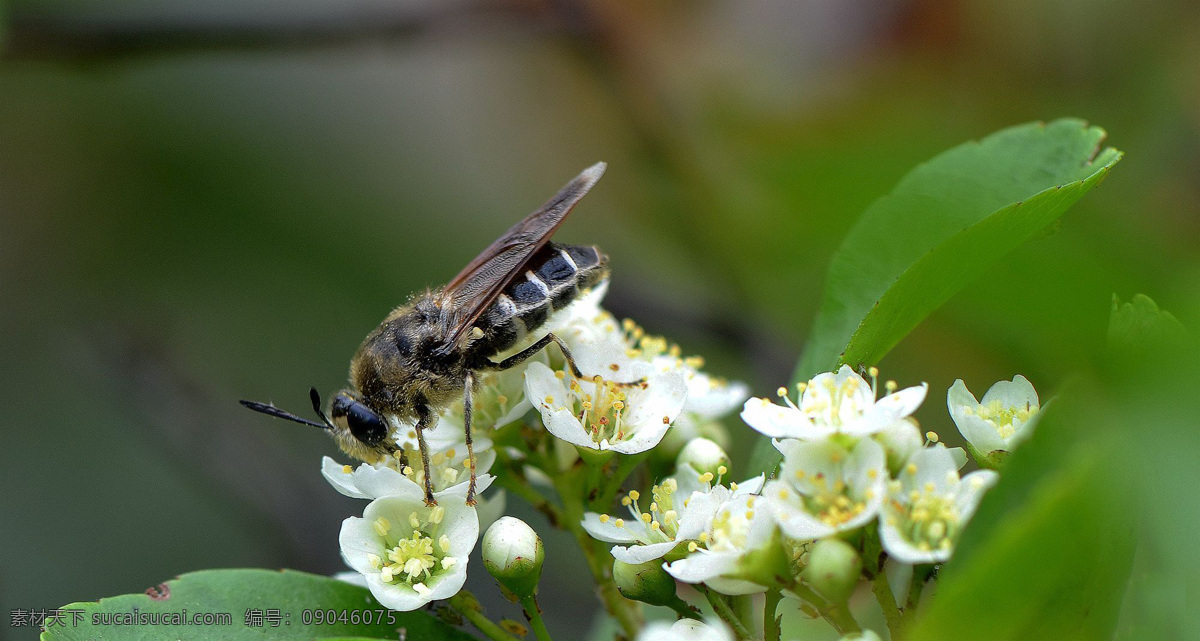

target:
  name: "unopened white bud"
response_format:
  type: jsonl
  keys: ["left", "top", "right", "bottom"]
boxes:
{"left": 677, "top": 437, "right": 731, "bottom": 478}
{"left": 482, "top": 516, "right": 544, "bottom": 599}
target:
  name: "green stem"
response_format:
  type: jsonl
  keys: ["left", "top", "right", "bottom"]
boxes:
{"left": 520, "top": 596, "right": 554, "bottom": 641}
{"left": 593, "top": 452, "right": 646, "bottom": 511}
{"left": 790, "top": 583, "right": 860, "bottom": 636}
{"left": 666, "top": 595, "right": 703, "bottom": 621}
{"left": 447, "top": 592, "right": 521, "bottom": 641}
{"left": 699, "top": 586, "right": 756, "bottom": 641}
{"left": 556, "top": 466, "right": 643, "bottom": 637}
{"left": 763, "top": 588, "right": 782, "bottom": 641}
{"left": 900, "top": 565, "right": 933, "bottom": 629}
{"left": 494, "top": 468, "right": 562, "bottom": 527}
{"left": 872, "top": 571, "right": 903, "bottom": 639}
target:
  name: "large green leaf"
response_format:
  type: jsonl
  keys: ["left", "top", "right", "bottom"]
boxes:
{"left": 906, "top": 389, "right": 1134, "bottom": 641}
{"left": 39, "top": 569, "right": 479, "bottom": 641}
{"left": 797, "top": 118, "right": 1121, "bottom": 380}
{"left": 749, "top": 119, "right": 1121, "bottom": 475}
{"left": 909, "top": 294, "right": 1198, "bottom": 641}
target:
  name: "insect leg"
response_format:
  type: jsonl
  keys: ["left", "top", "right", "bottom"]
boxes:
{"left": 546, "top": 333, "right": 642, "bottom": 387}
{"left": 463, "top": 372, "right": 478, "bottom": 506}
{"left": 488, "top": 332, "right": 584, "bottom": 378}
{"left": 414, "top": 404, "right": 437, "bottom": 506}
{"left": 487, "top": 332, "right": 642, "bottom": 386}
{"left": 487, "top": 333, "right": 559, "bottom": 371}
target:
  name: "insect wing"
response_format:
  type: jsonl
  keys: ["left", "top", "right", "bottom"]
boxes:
{"left": 439, "top": 162, "right": 605, "bottom": 351}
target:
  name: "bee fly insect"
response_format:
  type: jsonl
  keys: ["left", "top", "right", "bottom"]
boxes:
{"left": 242, "top": 163, "right": 612, "bottom": 506}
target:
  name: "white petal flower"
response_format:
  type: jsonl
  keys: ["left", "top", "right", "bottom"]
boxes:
{"left": 582, "top": 466, "right": 764, "bottom": 564}
{"left": 872, "top": 418, "right": 924, "bottom": 476}
{"left": 766, "top": 437, "right": 887, "bottom": 540}
{"left": 637, "top": 617, "right": 735, "bottom": 641}
{"left": 948, "top": 376, "right": 1041, "bottom": 458}
{"left": 879, "top": 445, "right": 998, "bottom": 564}
{"left": 742, "top": 366, "right": 927, "bottom": 440}
{"left": 322, "top": 435, "right": 496, "bottom": 500}
{"left": 553, "top": 294, "right": 747, "bottom": 418}
{"left": 339, "top": 481, "right": 480, "bottom": 611}
{"left": 525, "top": 361, "right": 687, "bottom": 454}
{"left": 664, "top": 491, "right": 778, "bottom": 595}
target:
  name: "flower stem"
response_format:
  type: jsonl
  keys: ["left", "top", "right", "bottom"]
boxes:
{"left": 790, "top": 582, "right": 860, "bottom": 636}
{"left": 666, "top": 595, "right": 703, "bottom": 621}
{"left": 763, "top": 588, "right": 783, "bottom": 641}
{"left": 592, "top": 452, "right": 646, "bottom": 511}
{"left": 520, "top": 596, "right": 554, "bottom": 641}
{"left": 699, "top": 586, "right": 755, "bottom": 641}
{"left": 447, "top": 591, "right": 521, "bottom": 641}
{"left": 494, "top": 465, "right": 562, "bottom": 527}
{"left": 872, "top": 570, "right": 903, "bottom": 638}
{"left": 556, "top": 466, "right": 643, "bottom": 637}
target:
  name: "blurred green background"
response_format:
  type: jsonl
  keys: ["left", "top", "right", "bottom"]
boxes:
{"left": 2, "top": 0, "right": 1198, "bottom": 638}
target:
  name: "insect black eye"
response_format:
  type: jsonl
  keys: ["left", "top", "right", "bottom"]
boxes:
{"left": 331, "top": 393, "right": 389, "bottom": 446}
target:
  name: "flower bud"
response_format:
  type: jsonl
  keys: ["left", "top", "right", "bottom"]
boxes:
{"left": 613, "top": 559, "right": 678, "bottom": 606}
{"left": 801, "top": 538, "right": 861, "bottom": 603}
{"left": 482, "top": 517, "right": 544, "bottom": 599}
{"left": 676, "top": 437, "right": 731, "bottom": 478}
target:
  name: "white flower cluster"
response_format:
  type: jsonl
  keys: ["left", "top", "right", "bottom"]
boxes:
{"left": 581, "top": 363, "right": 1042, "bottom": 599}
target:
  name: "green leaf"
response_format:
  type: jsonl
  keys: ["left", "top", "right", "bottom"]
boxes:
{"left": 749, "top": 119, "right": 1122, "bottom": 476}
{"left": 1107, "top": 293, "right": 1191, "bottom": 358}
{"left": 907, "top": 390, "right": 1135, "bottom": 641}
{"left": 798, "top": 118, "right": 1121, "bottom": 380}
{"left": 40, "top": 569, "right": 479, "bottom": 641}
{"left": 911, "top": 296, "right": 1199, "bottom": 640}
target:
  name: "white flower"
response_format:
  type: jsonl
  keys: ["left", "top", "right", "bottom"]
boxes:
{"left": 554, "top": 293, "right": 747, "bottom": 417}
{"left": 339, "top": 481, "right": 480, "bottom": 611}
{"left": 582, "top": 466, "right": 765, "bottom": 564}
{"left": 664, "top": 491, "right": 778, "bottom": 595}
{"left": 766, "top": 437, "right": 887, "bottom": 540}
{"left": 879, "top": 445, "right": 998, "bottom": 564}
{"left": 948, "top": 376, "right": 1041, "bottom": 458}
{"left": 872, "top": 418, "right": 924, "bottom": 476}
{"left": 637, "top": 617, "right": 735, "bottom": 641}
{"left": 741, "top": 365, "right": 927, "bottom": 440}
{"left": 524, "top": 360, "right": 687, "bottom": 454}
{"left": 322, "top": 434, "right": 496, "bottom": 499}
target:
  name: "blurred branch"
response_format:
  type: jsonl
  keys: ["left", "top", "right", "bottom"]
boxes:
{"left": 0, "top": 0, "right": 538, "bottom": 61}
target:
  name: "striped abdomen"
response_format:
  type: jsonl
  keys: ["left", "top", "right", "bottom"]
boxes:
{"left": 471, "top": 242, "right": 608, "bottom": 357}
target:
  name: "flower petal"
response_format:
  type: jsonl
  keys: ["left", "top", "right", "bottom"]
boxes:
{"left": 322, "top": 457, "right": 369, "bottom": 499}
{"left": 612, "top": 541, "right": 678, "bottom": 564}
{"left": 581, "top": 513, "right": 641, "bottom": 544}
{"left": 741, "top": 398, "right": 816, "bottom": 439}
{"left": 544, "top": 408, "right": 594, "bottom": 449}
{"left": 338, "top": 516, "right": 384, "bottom": 575}
{"left": 980, "top": 375, "right": 1039, "bottom": 410}
{"left": 878, "top": 517, "right": 948, "bottom": 565}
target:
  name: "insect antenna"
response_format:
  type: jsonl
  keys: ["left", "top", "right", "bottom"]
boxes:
{"left": 308, "top": 387, "right": 336, "bottom": 429}
{"left": 239, "top": 388, "right": 334, "bottom": 431}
